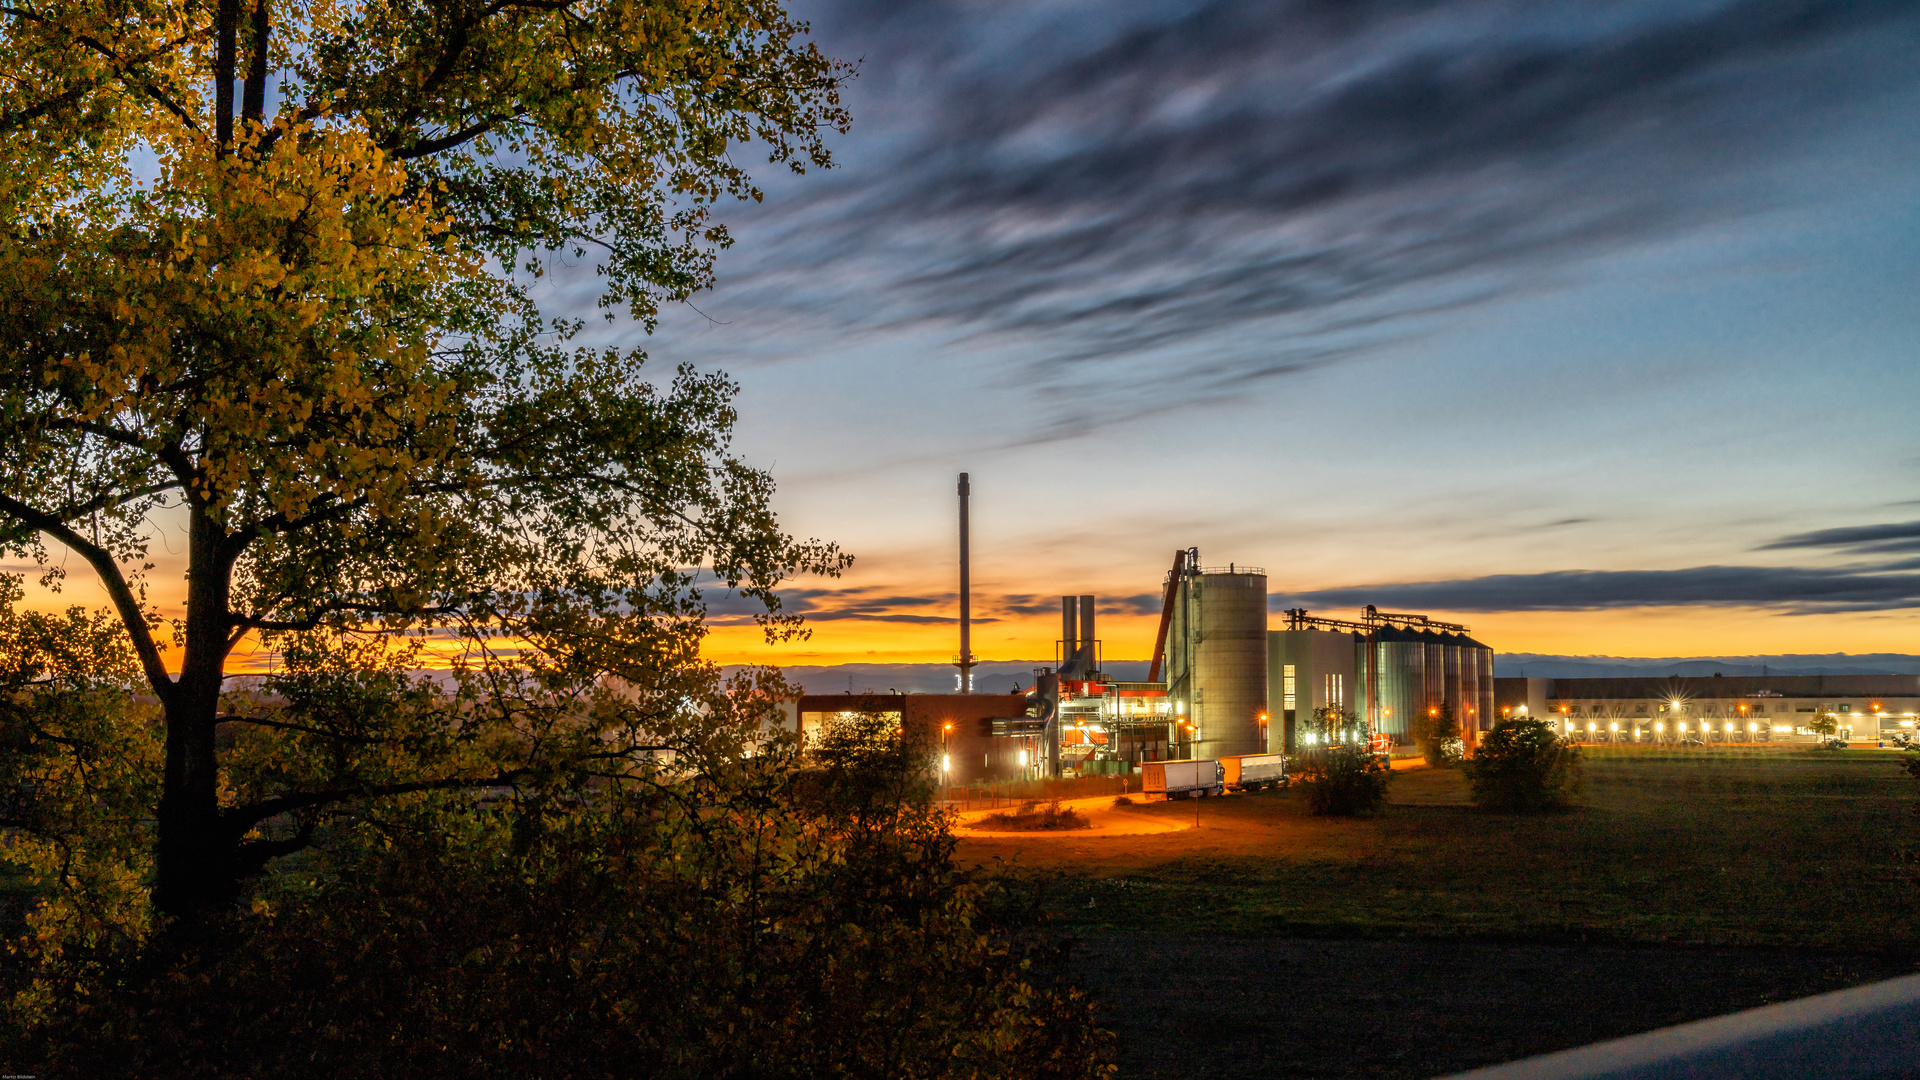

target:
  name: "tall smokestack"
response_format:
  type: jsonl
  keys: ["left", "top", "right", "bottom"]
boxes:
{"left": 957, "top": 473, "right": 974, "bottom": 693}
{"left": 1061, "top": 596, "right": 1077, "bottom": 672}
{"left": 1079, "top": 594, "right": 1096, "bottom": 673}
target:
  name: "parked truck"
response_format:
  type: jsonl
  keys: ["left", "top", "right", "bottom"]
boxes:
{"left": 1220, "top": 753, "right": 1288, "bottom": 792}
{"left": 1143, "top": 758, "right": 1225, "bottom": 799}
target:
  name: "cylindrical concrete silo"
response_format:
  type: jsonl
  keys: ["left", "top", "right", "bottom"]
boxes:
{"left": 1191, "top": 567, "right": 1269, "bottom": 759}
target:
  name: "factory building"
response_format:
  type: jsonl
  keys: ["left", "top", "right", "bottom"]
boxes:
{"left": 1495, "top": 675, "right": 1920, "bottom": 744}
{"left": 1267, "top": 627, "right": 1356, "bottom": 753}
{"left": 1158, "top": 550, "right": 1270, "bottom": 760}
{"left": 1266, "top": 608, "right": 1494, "bottom": 754}
{"left": 866, "top": 478, "right": 1506, "bottom": 777}
{"left": 1006, "top": 554, "right": 1496, "bottom": 773}
{"left": 777, "top": 691, "right": 1038, "bottom": 784}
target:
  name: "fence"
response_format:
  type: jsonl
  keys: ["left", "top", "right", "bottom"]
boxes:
{"left": 939, "top": 774, "right": 1136, "bottom": 811}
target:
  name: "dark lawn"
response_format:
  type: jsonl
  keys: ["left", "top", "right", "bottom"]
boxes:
{"left": 1071, "top": 934, "right": 1913, "bottom": 1080}
{"left": 963, "top": 748, "right": 1920, "bottom": 1077}
{"left": 964, "top": 748, "right": 1920, "bottom": 949}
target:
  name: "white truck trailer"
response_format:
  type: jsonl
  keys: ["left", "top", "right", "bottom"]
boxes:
{"left": 1220, "top": 753, "right": 1288, "bottom": 792}
{"left": 1143, "top": 758, "right": 1225, "bottom": 799}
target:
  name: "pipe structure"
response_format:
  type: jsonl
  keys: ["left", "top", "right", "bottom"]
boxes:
{"left": 955, "top": 473, "right": 975, "bottom": 693}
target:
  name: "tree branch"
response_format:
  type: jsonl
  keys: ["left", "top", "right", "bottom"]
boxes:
{"left": 215, "top": 0, "right": 237, "bottom": 153}
{"left": 216, "top": 714, "right": 379, "bottom": 742}
{"left": 0, "top": 493, "right": 174, "bottom": 705}
{"left": 233, "top": 816, "right": 316, "bottom": 877}
{"left": 242, "top": 0, "right": 267, "bottom": 125}
{"left": 224, "top": 769, "right": 533, "bottom": 830}
{"left": 390, "top": 107, "right": 527, "bottom": 160}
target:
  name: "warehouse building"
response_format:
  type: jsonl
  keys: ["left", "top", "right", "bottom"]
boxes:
{"left": 1494, "top": 675, "right": 1920, "bottom": 744}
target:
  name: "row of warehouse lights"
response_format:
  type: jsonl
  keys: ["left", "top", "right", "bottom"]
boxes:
{"left": 1520, "top": 699, "right": 1912, "bottom": 714}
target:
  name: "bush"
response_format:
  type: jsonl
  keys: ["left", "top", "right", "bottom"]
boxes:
{"left": 1293, "top": 744, "right": 1391, "bottom": 817}
{"left": 1412, "top": 702, "right": 1463, "bottom": 767}
{"left": 5, "top": 720, "right": 1116, "bottom": 1079}
{"left": 979, "top": 799, "right": 1091, "bottom": 832}
{"left": 1464, "top": 718, "right": 1583, "bottom": 813}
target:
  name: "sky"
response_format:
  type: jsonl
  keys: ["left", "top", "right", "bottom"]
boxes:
{"left": 630, "top": 0, "right": 1920, "bottom": 670}
{"left": 19, "top": 0, "right": 1920, "bottom": 676}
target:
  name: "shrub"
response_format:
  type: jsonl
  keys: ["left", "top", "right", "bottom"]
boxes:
{"left": 1412, "top": 702, "right": 1463, "bottom": 767}
{"left": 1110, "top": 795, "right": 1135, "bottom": 808}
{"left": 1293, "top": 744, "right": 1391, "bottom": 817}
{"left": 5, "top": 721, "right": 1116, "bottom": 1079}
{"left": 979, "top": 799, "right": 1091, "bottom": 832}
{"left": 1291, "top": 707, "right": 1390, "bottom": 817}
{"left": 1464, "top": 718, "right": 1583, "bottom": 813}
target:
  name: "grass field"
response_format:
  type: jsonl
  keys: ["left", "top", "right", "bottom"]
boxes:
{"left": 962, "top": 747, "right": 1920, "bottom": 949}
{"left": 963, "top": 748, "right": 1920, "bottom": 1077}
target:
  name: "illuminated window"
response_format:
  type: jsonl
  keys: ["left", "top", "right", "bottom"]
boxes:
{"left": 1283, "top": 665, "right": 1297, "bottom": 711}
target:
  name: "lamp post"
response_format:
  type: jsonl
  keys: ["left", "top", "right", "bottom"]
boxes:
{"left": 942, "top": 722, "right": 953, "bottom": 802}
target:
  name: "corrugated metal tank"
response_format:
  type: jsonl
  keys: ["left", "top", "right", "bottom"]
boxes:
{"left": 1363, "top": 634, "right": 1423, "bottom": 738}
{"left": 1423, "top": 634, "right": 1447, "bottom": 717}
{"left": 1191, "top": 570, "right": 1268, "bottom": 758}
{"left": 1442, "top": 634, "right": 1464, "bottom": 729}
{"left": 1467, "top": 636, "right": 1495, "bottom": 739}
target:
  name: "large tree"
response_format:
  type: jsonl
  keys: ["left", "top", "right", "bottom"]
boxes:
{"left": 0, "top": 0, "right": 849, "bottom": 927}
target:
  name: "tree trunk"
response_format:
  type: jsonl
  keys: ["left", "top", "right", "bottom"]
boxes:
{"left": 152, "top": 507, "right": 237, "bottom": 927}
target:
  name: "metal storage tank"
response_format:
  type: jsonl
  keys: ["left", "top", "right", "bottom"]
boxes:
{"left": 1442, "top": 634, "right": 1464, "bottom": 732}
{"left": 1422, "top": 632, "right": 1447, "bottom": 720}
{"left": 1356, "top": 625, "right": 1424, "bottom": 741}
{"left": 1465, "top": 635, "right": 1495, "bottom": 742}
{"left": 1165, "top": 557, "right": 1269, "bottom": 759}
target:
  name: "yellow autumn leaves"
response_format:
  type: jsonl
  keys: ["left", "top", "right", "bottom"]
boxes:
{"left": 2, "top": 116, "right": 495, "bottom": 528}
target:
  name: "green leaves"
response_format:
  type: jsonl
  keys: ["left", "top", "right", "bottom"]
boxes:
{"left": 1464, "top": 718, "right": 1585, "bottom": 813}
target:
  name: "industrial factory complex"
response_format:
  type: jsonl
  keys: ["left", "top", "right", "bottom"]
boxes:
{"left": 777, "top": 476, "right": 1920, "bottom": 784}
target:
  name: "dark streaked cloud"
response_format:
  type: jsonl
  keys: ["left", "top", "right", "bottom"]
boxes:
{"left": 1761, "top": 520, "right": 1920, "bottom": 553}
{"left": 704, "top": 586, "right": 975, "bottom": 625}
{"left": 1279, "top": 564, "right": 1920, "bottom": 613}
{"left": 998, "top": 592, "right": 1164, "bottom": 617}
{"left": 655, "top": 0, "right": 1920, "bottom": 431}
{"left": 707, "top": 586, "right": 1167, "bottom": 625}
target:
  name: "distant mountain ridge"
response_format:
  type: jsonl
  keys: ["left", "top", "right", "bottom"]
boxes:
{"left": 723, "top": 653, "right": 1920, "bottom": 692}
